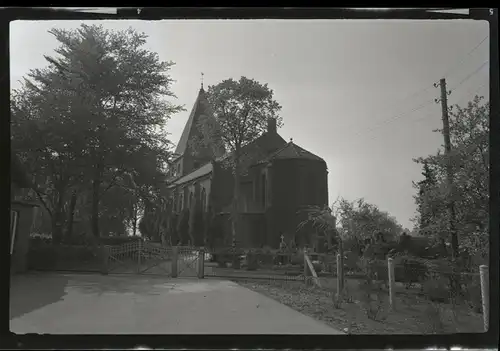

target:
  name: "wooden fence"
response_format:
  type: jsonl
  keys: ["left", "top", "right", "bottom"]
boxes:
{"left": 302, "top": 252, "right": 490, "bottom": 332}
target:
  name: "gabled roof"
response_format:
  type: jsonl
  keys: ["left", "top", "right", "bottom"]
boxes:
{"left": 174, "top": 88, "right": 209, "bottom": 156}
{"left": 168, "top": 162, "right": 213, "bottom": 188}
{"left": 217, "top": 131, "right": 288, "bottom": 165}
{"left": 262, "top": 140, "right": 324, "bottom": 163}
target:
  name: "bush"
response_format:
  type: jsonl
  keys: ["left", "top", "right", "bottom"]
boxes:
{"left": 345, "top": 251, "right": 360, "bottom": 273}
{"left": 27, "top": 243, "right": 99, "bottom": 270}
{"left": 423, "top": 277, "right": 450, "bottom": 303}
{"left": 99, "top": 236, "right": 142, "bottom": 246}
{"left": 290, "top": 252, "right": 304, "bottom": 266}
{"left": 29, "top": 235, "right": 52, "bottom": 248}
{"left": 312, "top": 261, "right": 322, "bottom": 273}
{"left": 246, "top": 253, "right": 259, "bottom": 270}
{"left": 369, "top": 260, "right": 388, "bottom": 281}
{"left": 422, "top": 301, "right": 447, "bottom": 333}
{"left": 394, "top": 255, "right": 429, "bottom": 288}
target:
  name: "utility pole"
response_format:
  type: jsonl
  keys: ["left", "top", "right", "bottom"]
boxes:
{"left": 435, "top": 78, "right": 459, "bottom": 260}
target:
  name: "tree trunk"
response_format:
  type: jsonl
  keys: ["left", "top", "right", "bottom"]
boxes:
{"left": 231, "top": 150, "right": 241, "bottom": 268}
{"left": 52, "top": 185, "right": 67, "bottom": 244}
{"left": 91, "top": 171, "right": 101, "bottom": 240}
{"left": 132, "top": 206, "right": 138, "bottom": 236}
{"left": 65, "top": 190, "right": 78, "bottom": 241}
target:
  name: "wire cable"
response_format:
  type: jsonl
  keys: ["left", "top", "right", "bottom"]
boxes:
{"left": 455, "top": 81, "right": 489, "bottom": 105}
{"left": 443, "top": 35, "right": 489, "bottom": 79}
{"left": 352, "top": 98, "right": 436, "bottom": 138}
{"left": 449, "top": 60, "right": 489, "bottom": 91}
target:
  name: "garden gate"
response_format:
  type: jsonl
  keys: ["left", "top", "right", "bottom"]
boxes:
{"left": 176, "top": 246, "right": 203, "bottom": 278}
{"left": 105, "top": 242, "right": 203, "bottom": 277}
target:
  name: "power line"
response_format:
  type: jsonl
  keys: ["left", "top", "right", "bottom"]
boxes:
{"left": 456, "top": 81, "right": 489, "bottom": 105}
{"left": 443, "top": 35, "right": 489, "bottom": 79}
{"left": 360, "top": 112, "right": 437, "bottom": 144}
{"left": 352, "top": 97, "right": 435, "bottom": 138}
{"left": 338, "top": 36, "right": 489, "bottom": 147}
{"left": 449, "top": 60, "right": 489, "bottom": 91}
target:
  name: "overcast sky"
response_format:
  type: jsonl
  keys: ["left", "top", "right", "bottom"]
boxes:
{"left": 10, "top": 19, "right": 489, "bottom": 229}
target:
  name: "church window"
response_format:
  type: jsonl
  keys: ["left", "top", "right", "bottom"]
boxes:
{"left": 201, "top": 188, "right": 207, "bottom": 212}
{"left": 178, "top": 193, "right": 184, "bottom": 211}
{"left": 261, "top": 173, "right": 267, "bottom": 208}
{"left": 188, "top": 191, "right": 194, "bottom": 209}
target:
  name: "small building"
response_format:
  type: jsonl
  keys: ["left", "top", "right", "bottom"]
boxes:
{"left": 11, "top": 152, "right": 39, "bottom": 274}
{"left": 165, "top": 87, "right": 329, "bottom": 249}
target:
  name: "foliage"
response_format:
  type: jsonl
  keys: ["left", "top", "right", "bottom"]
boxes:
{"left": 176, "top": 208, "right": 190, "bottom": 245}
{"left": 191, "top": 76, "right": 283, "bottom": 247}
{"left": 393, "top": 255, "right": 429, "bottom": 288}
{"left": 334, "top": 198, "right": 403, "bottom": 245}
{"left": 27, "top": 243, "right": 100, "bottom": 271}
{"left": 188, "top": 191, "right": 205, "bottom": 246}
{"left": 357, "top": 257, "right": 389, "bottom": 321}
{"left": 297, "top": 205, "right": 338, "bottom": 245}
{"left": 11, "top": 24, "right": 182, "bottom": 242}
{"left": 412, "top": 95, "right": 489, "bottom": 260}
{"left": 99, "top": 236, "right": 142, "bottom": 246}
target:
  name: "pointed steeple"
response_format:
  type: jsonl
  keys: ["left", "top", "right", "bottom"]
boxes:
{"left": 174, "top": 88, "right": 208, "bottom": 156}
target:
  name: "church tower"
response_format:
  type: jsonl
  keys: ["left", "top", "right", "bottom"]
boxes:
{"left": 168, "top": 85, "right": 224, "bottom": 179}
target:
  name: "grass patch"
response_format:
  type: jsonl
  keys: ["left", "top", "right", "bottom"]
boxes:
{"left": 236, "top": 277, "right": 484, "bottom": 334}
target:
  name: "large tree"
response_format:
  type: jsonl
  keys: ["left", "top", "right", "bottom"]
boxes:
{"left": 11, "top": 24, "right": 182, "bottom": 242}
{"left": 192, "top": 76, "right": 283, "bottom": 248}
{"left": 334, "top": 198, "right": 403, "bottom": 244}
{"left": 413, "top": 95, "right": 489, "bottom": 263}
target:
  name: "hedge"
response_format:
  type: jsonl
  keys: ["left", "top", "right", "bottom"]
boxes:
{"left": 27, "top": 243, "right": 102, "bottom": 272}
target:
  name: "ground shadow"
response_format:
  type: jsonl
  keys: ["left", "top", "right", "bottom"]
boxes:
{"left": 9, "top": 273, "right": 70, "bottom": 319}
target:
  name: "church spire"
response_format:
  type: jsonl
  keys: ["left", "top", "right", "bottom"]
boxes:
{"left": 200, "top": 72, "right": 204, "bottom": 90}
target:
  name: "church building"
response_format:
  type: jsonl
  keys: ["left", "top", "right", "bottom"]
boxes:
{"left": 165, "top": 86, "right": 329, "bottom": 249}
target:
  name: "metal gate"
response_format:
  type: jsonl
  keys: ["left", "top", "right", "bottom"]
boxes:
{"left": 105, "top": 242, "right": 202, "bottom": 277}
{"left": 106, "top": 241, "right": 173, "bottom": 275}
{"left": 177, "top": 246, "right": 202, "bottom": 277}
{"left": 139, "top": 243, "right": 174, "bottom": 275}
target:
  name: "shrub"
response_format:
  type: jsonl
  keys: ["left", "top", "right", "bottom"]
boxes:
{"left": 246, "top": 253, "right": 259, "bottom": 270}
{"left": 176, "top": 209, "right": 190, "bottom": 244}
{"left": 369, "top": 260, "right": 388, "bottom": 282}
{"left": 344, "top": 251, "right": 360, "bottom": 273}
{"left": 422, "top": 301, "right": 447, "bottom": 334}
{"left": 99, "top": 236, "right": 142, "bottom": 246}
{"left": 312, "top": 261, "right": 322, "bottom": 273}
{"left": 394, "top": 255, "right": 429, "bottom": 288}
{"left": 358, "top": 277, "right": 388, "bottom": 321}
{"left": 29, "top": 235, "right": 52, "bottom": 248}
{"left": 27, "top": 244, "right": 99, "bottom": 270}
{"left": 458, "top": 274, "right": 483, "bottom": 313}
{"left": 423, "top": 277, "right": 450, "bottom": 303}
{"left": 290, "top": 252, "right": 304, "bottom": 266}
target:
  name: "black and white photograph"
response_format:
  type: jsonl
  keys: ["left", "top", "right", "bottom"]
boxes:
{"left": 9, "top": 10, "right": 492, "bottom": 336}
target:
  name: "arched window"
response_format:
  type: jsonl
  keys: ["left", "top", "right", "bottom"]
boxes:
{"left": 188, "top": 191, "right": 194, "bottom": 209}
{"left": 261, "top": 173, "right": 267, "bottom": 207}
{"left": 201, "top": 188, "right": 207, "bottom": 212}
{"left": 178, "top": 193, "right": 184, "bottom": 211}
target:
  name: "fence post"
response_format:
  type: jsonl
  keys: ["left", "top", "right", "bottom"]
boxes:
{"left": 479, "top": 265, "right": 489, "bottom": 332}
{"left": 336, "top": 253, "right": 344, "bottom": 298}
{"left": 171, "top": 246, "right": 178, "bottom": 278}
{"left": 197, "top": 249, "right": 205, "bottom": 279}
{"left": 388, "top": 257, "right": 395, "bottom": 311}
